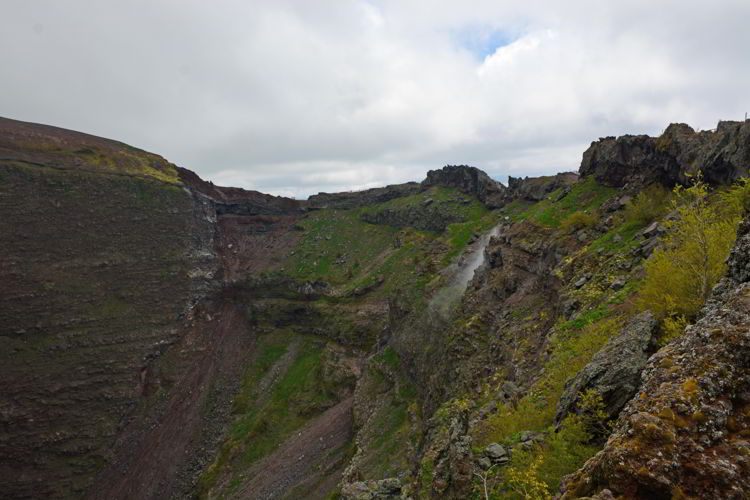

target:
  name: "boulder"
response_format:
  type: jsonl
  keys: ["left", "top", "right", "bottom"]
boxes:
{"left": 341, "top": 478, "right": 401, "bottom": 500}
{"left": 610, "top": 278, "right": 626, "bottom": 291}
{"left": 574, "top": 276, "right": 588, "bottom": 289}
{"left": 484, "top": 443, "right": 509, "bottom": 463}
{"left": 556, "top": 312, "right": 658, "bottom": 425}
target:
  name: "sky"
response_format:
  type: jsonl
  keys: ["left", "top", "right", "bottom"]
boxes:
{"left": 1, "top": 1, "right": 749, "bottom": 199}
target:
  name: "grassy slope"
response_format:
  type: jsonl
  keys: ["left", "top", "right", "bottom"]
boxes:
{"left": 287, "top": 185, "right": 497, "bottom": 298}
{"left": 424, "top": 177, "right": 652, "bottom": 497}
{"left": 202, "top": 185, "right": 500, "bottom": 497}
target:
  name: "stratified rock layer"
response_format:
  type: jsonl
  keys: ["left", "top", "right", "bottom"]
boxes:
{"left": 0, "top": 161, "right": 219, "bottom": 499}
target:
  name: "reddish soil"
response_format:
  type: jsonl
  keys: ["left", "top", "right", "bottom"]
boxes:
{"left": 87, "top": 290, "right": 255, "bottom": 499}
{"left": 218, "top": 214, "right": 303, "bottom": 281}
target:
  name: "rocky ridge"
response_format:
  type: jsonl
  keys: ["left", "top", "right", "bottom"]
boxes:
{"left": 580, "top": 120, "right": 750, "bottom": 188}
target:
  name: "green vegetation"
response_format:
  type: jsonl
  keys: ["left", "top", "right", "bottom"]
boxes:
{"left": 559, "top": 305, "right": 610, "bottom": 331}
{"left": 637, "top": 180, "right": 745, "bottom": 328}
{"left": 588, "top": 219, "right": 644, "bottom": 255}
{"left": 287, "top": 185, "right": 498, "bottom": 299}
{"left": 16, "top": 140, "right": 180, "bottom": 183}
{"left": 198, "top": 332, "right": 344, "bottom": 497}
{"left": 624, "top": 184, "right": 671, "bottom": 225}
{"left": 560, "top": 211, "right": 596, "bottom": 233}
{"left": 472, "top": 315, "right": 621, "bottom": 498}
{"left": 505, "top": 178, "right": 616, "bottom": 228}
{"left": 481, "top": 317, "right": 619, "bottom": 443}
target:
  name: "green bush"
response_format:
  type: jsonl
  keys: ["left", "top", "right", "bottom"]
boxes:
{"left": 560, "top": 211, "right": 596, "bottom": 233}
{"left": 624, "top": 184, "right": 670, "bottom": 225}
{"left": 637, "top": 180, "right": 742, "bottom": 323}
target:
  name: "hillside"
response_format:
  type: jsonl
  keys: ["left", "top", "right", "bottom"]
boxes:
{"left": 1, "top": 116, "right": 749, "bottom": 500}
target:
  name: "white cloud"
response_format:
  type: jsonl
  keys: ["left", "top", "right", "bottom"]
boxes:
{"left": 1, "top": 0, "right": 748, "bottom": 197}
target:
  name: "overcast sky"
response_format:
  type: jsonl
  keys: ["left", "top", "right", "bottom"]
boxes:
{"left": 2, "top": 1, "right": 748, "bottom": 198}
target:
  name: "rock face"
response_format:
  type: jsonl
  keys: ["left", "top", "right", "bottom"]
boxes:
{"left": 341, "top": 478, "right": 402, "bottom": 500}
{"left": 506, "top": 172, "right": 579, "bottom": 202}
{"left": 561, "top": 220, "right": 750, "bottom": 500}
{"left": 0, "top": 122, "right": 222, "bottom": 499}
{"left": 0, "top": 117, "right": 305, "bottom": 499}
{"left": 308, "top": 182, "right": 422, "bottom": 209}
{"left": 422, "top": 165, "right": 507, "bottom": 208}
{"left": 360, "top": 205, "right": 464, "bottom": 233}
{"left": 556, "top": 312, "right": 658, "bottom": 424}
{"left": 579, "top": 120, "right": 750, "bottom": 187}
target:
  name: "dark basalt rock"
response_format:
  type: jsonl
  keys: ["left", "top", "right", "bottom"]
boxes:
{"left": 422, "top": 165, "right": 507, "bottom": 208}
{"left": 307, "top": 182, "right": 421, "bottom": 209}
{"left": 506, "top": 172, "right": 579, "bottom": 202}
{"left": 556, "top": 311, "right": 658, "bottom": 425}
{"left": 360, "top": 205, "right": 464, "bottom": 233}
{"left": 579, "top": 120, "right": 750, "bottom": 188}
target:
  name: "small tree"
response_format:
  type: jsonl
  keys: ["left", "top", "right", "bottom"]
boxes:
{"left": 638, "top": 179, "right": 742, "bottom": 323}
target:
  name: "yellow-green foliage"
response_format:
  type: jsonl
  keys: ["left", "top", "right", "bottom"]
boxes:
{"left": 625, "top": 184, "right": 670, "bottom": 224}
{"left": 660, "top": 315, "right": 689, "bottom": 346}
{"left": 719, "top": 177, "right": 750, "bottom": 216}
{"left": 577, "top": 389, "right": 614, "bottom": 438}
{"left": 560, "top": 211, "right": 596, "bottom": 233}
{"left": 493, "top": 417, "right": 598, "bottom": 499}
{"left": 506, "top": 178, "right": 616, "bottom": 228}
{"left": 481, "top": 317, "right": 619, "bottom": 442}
{"left": 637, "top": 180, "right": 742, "bottom": 322}
{"left": 504, "top": 455, "right": 551, "bottom": 500}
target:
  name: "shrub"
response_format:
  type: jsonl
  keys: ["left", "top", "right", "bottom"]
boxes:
{"left": 577, "top": 388, "right": 614, "bottom": 439}
{"left": 624, "top": 184, "right": 670, "bottom": 225}
{"left": 560, "top": 211, "right": 596, "bottom": 233}
{"left": 637, "top": 180, "right": 742, "bottom": 322}
{"left": 719, "top": 177, "right": 750, "bottom": 216}
{"left": 504, "top": 454, "right": 552, "bottom": 500}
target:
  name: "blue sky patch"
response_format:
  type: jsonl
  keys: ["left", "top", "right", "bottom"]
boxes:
{"left": 454, "top": 25, "right": 518, "bottom": 60}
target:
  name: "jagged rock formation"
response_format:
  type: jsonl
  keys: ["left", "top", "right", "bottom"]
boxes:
{"left": 561, "top": 221, "right": 750, "bottom": 500}
{"left": 360, "top": 204, "right": 465, "bottom": 233}
{"left": 422, "top": 164, "right": 507, "bottom": 208}
{"left": 308, "top": 182, "right": 422, "bottom": 209}
{"left": 506, "top": 172, "right": 579, "bottom": 202}
{"left": 580, "top": 120, "right": 750, "bottom": 187}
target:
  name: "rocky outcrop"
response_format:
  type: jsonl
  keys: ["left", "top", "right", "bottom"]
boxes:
{"left": 308, "top": 182, "right": 421, "bottom": 209}
{"left": 556, "top": 312, "right": 658, "bottom": 424}
{"left": 561, "top": 219, "right": 750, "bottom": 500}
{"left": 422, "top": 165, "right": 507, "bottom": 208}
{"left": 341, "top": 478, "right": 402, "bottom": 500}
{"left": 360, "top": 205, "right": 464, "bottom": 233}
{"left": 579, "top": 120, "right": 750, "bottom": 187}
{"left": 506, "top": 172, "right": 579, "bottom": 202}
